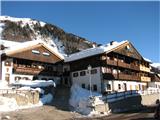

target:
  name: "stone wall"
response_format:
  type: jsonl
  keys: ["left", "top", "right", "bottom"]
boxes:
{"left": 106, "top": 93, "right": 160, "bottom": 113}
{"left": 0, "top": 90, "right": 39, "bottom": 106}
{"left": 94, "top": 93, "right": 160, "bottom": 113}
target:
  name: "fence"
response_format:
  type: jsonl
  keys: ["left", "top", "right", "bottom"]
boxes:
{"left": 103, "top": 89, "right": 160, "bottom": 103}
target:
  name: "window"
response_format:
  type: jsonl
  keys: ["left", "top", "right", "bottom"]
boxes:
{"left": 5, "top": 74, "right": 10, "bottom": 83}
{"left": 88, "top": 85, "right": 91, "bottom": 90}
{"left": 82, "top": 84, "right": 85, "bottom": 88}
{"left": 15, "top": 76, "right": 21, "bottom": 81}
{"left": 33, "top": 76, "right": 38, "bottom": 80}
{"left": 118, "top": 84, "right": 121, "bottom": 90}
{"left": 106, "top": 84, "right": 111, "bottom": 90}
{"left": 91, "top": 69, "right": 97, "bottom": 74}
{"left": 22, "top": 77, "right": 29, "bottom": 80}
{"left": 73, "top": 72, "right": 78, "bottom": 77}
{"left": 80, "top": 71, "right": 86, "bottom": 76}
{"left": 43, "top": 52, "right": 50, "bottom": 56}
{"left": 42, "top": 78, "right": 47, "bottom": 80}
{"left": 5, "top": 61, "right": 11, "bottom": 66}
{"left": 93, "top": 84, "right": 97, "bottom": 91}
{"left": 32, "top": 50, "right": 40, "bottom": 54}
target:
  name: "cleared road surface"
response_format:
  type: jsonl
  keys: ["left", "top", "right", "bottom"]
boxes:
{"left": 0, "top": 105, "right": 156, "bottom": 120}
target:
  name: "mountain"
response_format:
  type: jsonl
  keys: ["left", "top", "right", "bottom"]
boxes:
{"left": 0, "top": 16, "right": 96, "bottom": 55}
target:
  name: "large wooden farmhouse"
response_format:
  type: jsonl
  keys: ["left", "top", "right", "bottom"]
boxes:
{"left": 0, "top": 39, "right": 157, "bottom": 94}
{"left": 0, "top": 40, "right": 64, "bottom": 84}
{"left": 65, "top": 40, "right": 151, "bottom": 93}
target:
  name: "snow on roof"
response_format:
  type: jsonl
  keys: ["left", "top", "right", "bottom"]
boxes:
{"left": 150, "top": 63, "right": 160, "bottom": 68}
{"left": 143, "top": 57, "right": 152, "bottom": 63}
{"left": 4, "top": 39, "right": 64, "bottom": 60}
{"left": 0, "top": 16, "right": 46, "bottom": 27}
{"left": 0, "top": 39, "right": 21, "bottom": 48}
{"left": 65, "top": 40, "right": 128, "bottom": 62}
{"left": 13, "top": 80, "right": 56, "bottom": 88}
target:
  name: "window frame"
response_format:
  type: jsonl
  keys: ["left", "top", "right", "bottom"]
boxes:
{"left": 80, "top": 71, "right": 86, "bottom": 76}
{"left": 73, "top": 72, "right": 78, "bottom": 77}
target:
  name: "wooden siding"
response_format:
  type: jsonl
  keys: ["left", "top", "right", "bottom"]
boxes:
{"left": 13, "top": 58, "right": 61, "bottom": 76}
{"left": 70, "top": 55, "right": 102, "bottom": 71}
{"left": 7, "top": 45, "right": 62, "bottom": 64}
{"left": 113, "top": 42, "right": 142, "bottom": 60}
{"left": 103, "top": 73, "right": 140, "bottom": 81}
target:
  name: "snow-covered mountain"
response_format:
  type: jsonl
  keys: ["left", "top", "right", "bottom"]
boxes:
{"left": 0, "top": 16, "right": 96, "bottom": 55}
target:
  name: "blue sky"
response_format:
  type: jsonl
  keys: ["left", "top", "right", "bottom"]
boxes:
{"left": 1, "top": 1, "right": 159, "bottom": 62}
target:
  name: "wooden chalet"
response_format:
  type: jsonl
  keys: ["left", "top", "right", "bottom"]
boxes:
{"left": 0, "top": 40, "right": 64, "bottom": 84}
{"left": 65, "top": 40, "right": 151, "bottom": 93}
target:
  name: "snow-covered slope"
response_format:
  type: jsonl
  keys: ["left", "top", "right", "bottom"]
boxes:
{"left": 0, "top": 16, "right": 95, "bottom": 55}
{"left": 151, "top": 63, "right": 160, "bottom": 70}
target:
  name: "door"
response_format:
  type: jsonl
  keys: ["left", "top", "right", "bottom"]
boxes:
{"left": 124, "top": 83, "right": 127, "bottom": 91}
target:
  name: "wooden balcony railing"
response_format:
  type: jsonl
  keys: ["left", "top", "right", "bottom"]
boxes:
{"left": 118, "top": 60, "right": 130, "bottom": 69}
{"left": 13, "top": 65, "right": 60, "bottom": 76}
{"left": 106, "top": 59, "right": 117, "bottom": 66}
{"left": 141, "top": 76, "right": 151, "bottom": 82}
{"left": 130, "top": 64, "right": 140, "bottom": 71}
{"left": 118, "top": 73, "right": 140, "bottom": 81}
{"left": 13, "top": 67, "right": 42, "bottom": 75}
{"left": 140, "top": 65, "right": 150, "bottom": 72}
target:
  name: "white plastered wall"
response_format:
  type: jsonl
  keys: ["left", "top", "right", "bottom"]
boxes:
{"left": 104, "top": 80, "right": 147, "bottom": 92}
{"left": 71, "top": 67, "right": 102, "bottom": 92}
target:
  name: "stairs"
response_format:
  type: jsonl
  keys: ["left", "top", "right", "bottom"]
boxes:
{"left": 50, "top": 85, "right": 71, "bottom": 111}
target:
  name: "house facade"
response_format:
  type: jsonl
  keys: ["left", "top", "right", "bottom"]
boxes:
{"left": 0, "top": 40, "right": 64, "bottom": 85}
{"left": 65, "top": 40, "right": 151, "bottom": 93}
{"left": 148, "top": 65, "right": 160, "bottom": 89}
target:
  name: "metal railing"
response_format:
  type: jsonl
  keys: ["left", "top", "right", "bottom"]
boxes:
{"left": 103, "top": 89, "right": 160, "bottom": 103}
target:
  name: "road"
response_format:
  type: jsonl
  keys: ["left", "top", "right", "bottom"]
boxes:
{"left": 0, "top": 105, "right": 156, "bottom": 120}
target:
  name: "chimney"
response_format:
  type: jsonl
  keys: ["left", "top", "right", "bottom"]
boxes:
{"left": 110, "top": 41, "right": 115, "bottom": 45}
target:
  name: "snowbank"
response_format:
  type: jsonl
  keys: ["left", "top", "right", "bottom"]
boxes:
{"left": 0, "top": 96, "right": 18, "bottom": 112}
{"left": 0, "top": 81, "right": 12, "bottom": 89}
{"left": 13, "top": 80, "right": 56, "bottom": 88}
{"left": 39, "top": 93, "right": 53, "bottom": 105}
{"left": 69, "top": 84, "right": 101, "bottom": 108}
{"left": 69, "top": 84, "right": 104, "bottom": 115}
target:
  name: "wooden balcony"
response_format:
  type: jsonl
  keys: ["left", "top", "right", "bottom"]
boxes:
{"left": 106, "top": 59, "right": 117, "bottom": 66}
{"left": 130, "top": 64, "right": 140, "bottom": 71}
{"left": 118, "top": 60, "right": 140, "bottom": 71}
{"left": 103, "top": 73, "right": 118, "bottom": 79}
{"left": 118, "top": 60, "right": 130, "bottom": 69}
{"left": 118, "top": 73, "right": 140, "bottom": 81}
{"left": 141, "top": 76, "right": 151, "bottom": 82}
{"left": 13, "top": 67, "right": 42, "bottom": 75}
{"left": 140, "top": 65, "right": 150, "bottom": 72}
